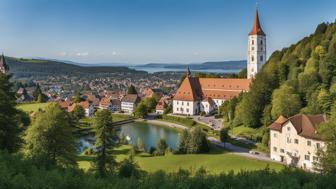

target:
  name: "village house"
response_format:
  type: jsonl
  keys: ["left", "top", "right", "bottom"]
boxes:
{"left": 269, "top": 114, "right": 327, "bottom": 171}
{"left": 143, "top": 87, "right": 163, "bottom": 98}
{"left": 121, "top": 94, "right": 140, "bottom": 113}
{"left": 68, "top": 101, "right": 95, "bottom": 117}
{"left": 156, "top": 96, "right": 172, "bottom": 114}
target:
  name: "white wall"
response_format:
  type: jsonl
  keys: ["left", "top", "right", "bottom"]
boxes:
{"left": 247, "top": 35, "right": 266, "bottom": 79}
{"left": 121, "top": 102, "right": 135, "bottom": 113}
{"left": 270, "top": 122, "right": 325, "bottom": 170}
{"left": 173, "top": 100, "right": 199, "bottom": 115}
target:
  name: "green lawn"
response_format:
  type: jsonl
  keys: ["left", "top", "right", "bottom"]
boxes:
{"left": 111, "top": 113, "right": 134, "bottom": 122}
{"left": 16, "top": 102, "right": 49, "bottom": 112}
{"left": 78, "top": 145, "right": 283, "bottom": 174}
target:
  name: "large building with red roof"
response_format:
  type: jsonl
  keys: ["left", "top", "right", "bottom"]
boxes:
{"left": 172, "top": 9, "right": 265, "bottom": 115}
{"left": 173, "top": 69, "right": 251, "bottom": 115}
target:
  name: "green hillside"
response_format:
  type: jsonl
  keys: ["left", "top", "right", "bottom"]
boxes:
{"left": 5, "top": 57, "right": 145, "bottom": 77}
{"left": 222, "top": 22, "right": 336, "bottom": 129}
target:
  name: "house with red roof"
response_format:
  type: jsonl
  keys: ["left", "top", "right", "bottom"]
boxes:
{"left": 269, "top": 114, "right": 327, "bottom": 171}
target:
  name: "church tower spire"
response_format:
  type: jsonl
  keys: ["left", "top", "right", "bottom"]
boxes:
{"left": 0, "top": 53, "right": 9, "bottom": 74}
{"left": 186, "top": 66, "right": 191, "bottom": 78}
{"left": 247, "top": 8, "right": 266, "bottom": 79}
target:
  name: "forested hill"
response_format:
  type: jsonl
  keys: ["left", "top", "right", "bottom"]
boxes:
{"left": 5, "top": 57, "right": 145, "bottom": 77}
{"left": 223, "top": 22, "right": 336, "bottom": 129}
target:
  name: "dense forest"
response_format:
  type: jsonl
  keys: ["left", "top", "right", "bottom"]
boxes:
{"left": 221, "top": 22, "right": 336, "bottom": 129}
{"left": 5, "top": 57, "right": 145, "bottom": 77}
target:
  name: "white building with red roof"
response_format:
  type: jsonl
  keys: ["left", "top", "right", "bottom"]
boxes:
{"left": 269, "top": 114, "right": 326, "bottom": 171}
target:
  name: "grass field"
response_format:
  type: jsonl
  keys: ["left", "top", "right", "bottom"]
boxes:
{"left": 111, "top": 113, "right": 134, "bottom": 122}
{"left": 78, "top": 145, "right": 283, "bottom": 174}
{"left": 16, "top": 102, "right": 49, "bottom": 112}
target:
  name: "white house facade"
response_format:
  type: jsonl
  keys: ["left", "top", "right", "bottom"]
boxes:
{"left": 269, "top": 114, "right": 326, "bottom": 171}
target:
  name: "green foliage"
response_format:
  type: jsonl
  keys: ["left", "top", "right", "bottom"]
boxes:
{"left": 32, "top": 83, "right": 47, "bottom": 102}
{"left": 155, "top": 138, "right": 167, "bottom": 156}
{"left": 161, "top": 115, "right": 196, "bottom": 127}
{"left": 226, "top": 22, "right": 336, "bottom": 129}
{"left": 134, "top": 102, "right": 148, "bottom": 118}
{"left": 178, "top": 127, "right": 209, "bottom": 154}
{"left": 142, "top": 97, "right": 158, "bottom": 112}
{"left": 219, "top": 128, "right": 230, "bottom": 148}
{"left": 1, "top": 150, "right": 336, "bottom": 189}
{"left": 315, "top": 103, "right": 336, "bottom": 174}
{"left": 118, "top": 156, "right": 142, "bottom": 178}
{"left": 271, "top": 84, "right": 301, "bottom": 119}
{"left": 73, "top": 105, "right": 86, "bottom": 120}
{"left": 127, "top": 85, "right": 137, "bottom": 95}
{"left": 238, "top": 68, "right": 247, "bottom": 78}
{"left": 0, "top": 74, "right": 22, "bottom": 153}
{"left": 93, "top": 110, "right": 116, "bottom": 176}
{"left": 73, "top": 92, "right": 82, "bottom": 103}
{"left": 23, "top": 102, "right": 77, "bottom": 168}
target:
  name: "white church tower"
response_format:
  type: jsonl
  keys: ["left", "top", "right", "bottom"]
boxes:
{"left": 247, "top": 9, "right": 266, "bottom": 79}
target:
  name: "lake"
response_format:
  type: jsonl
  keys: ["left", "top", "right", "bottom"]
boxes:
{"left": 80, "top": 122, "right": 180, "bottom": 152}
{"left": 129, "top": 66, "right": 241, "bottom": 74}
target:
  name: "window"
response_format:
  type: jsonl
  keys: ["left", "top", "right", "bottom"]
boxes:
{"left": 177, "top": 101, "right": 179, "bottom": 105}
{"left": 273, "top": 147, "right": 277, "bottom": 152}
{"left": 287, "top": 137, "right": 291, "bottom": 143}
{"left": 280, "top": 149, "right": 285, "bottom": 153}
{"left": 186, "top": 108, "right": 189, "bottom": 113}
{"left": 251, "top": 55, "right": 254, "bottom": 62}
{"left": 260, "top": 55, "right": 263, "bottom": 61}
{"left": 273, "top": 133, "right": 277, "bottom": 138}
{"left": 260, "top": 40, "right": 263, "bottom": 45}
{"left": 176, "top": 108, "right": 179, "bottom": 111}
{"left": 316, "top": 143, "right": 321, "bottom": 149}
{"left": 294, "top": 139, "right": 299, "bottom": 144}
{"left": 182, "top": 102, "right": 184, "bottom": 105}
{"left": 287, "top": 127, "right": 291, "bottom": 131}
{"left": 307, "top": 140, "right": 311, "bottom": 146}
{"left": 305, "top": 155, "right": 310, "bottom": 161}
{"left": 252, "top": 40, "right": 254, "bottom": 45}
{"left": 187, "top": 102, "right": 189, "bottom": 106}
{"left": 252, "top": 47, "right": 255, "bottom": 51}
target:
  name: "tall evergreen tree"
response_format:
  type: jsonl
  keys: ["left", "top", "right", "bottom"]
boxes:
{"left": 315, "top": 103, "right": 336, "bottom": 174}
{"left": 23, "top": 102, "right": 77, "bottom": 168}
{"left": 127, "top": 85, "right": 137, "bottom": 94}
{"left": 0, "top": 74, "right": 22, "bottom": 153}
{"left": 94, "top": 110, "right": 116, "bottom": 176}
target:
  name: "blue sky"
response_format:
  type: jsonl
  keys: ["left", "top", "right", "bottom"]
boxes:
{"left": 0, "top": 0, "right": 335, "bottom": 64}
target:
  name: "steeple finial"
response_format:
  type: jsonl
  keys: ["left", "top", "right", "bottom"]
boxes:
{"left": 186, "top": 66, "right": 191, "bottom": 77}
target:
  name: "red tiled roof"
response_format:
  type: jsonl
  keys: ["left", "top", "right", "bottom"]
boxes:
{"left": 173, "top": 77, "right": 251, "bottom": 101}
{"left": 269, "top": 114, "right": 326, "bottom": 140}
{"left": 248, "top": 9, "right": 266, "bottom": 36}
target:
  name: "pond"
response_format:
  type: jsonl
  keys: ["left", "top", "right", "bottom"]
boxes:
{"left": 79, "top": 122, "right": 180, "bottom": 152}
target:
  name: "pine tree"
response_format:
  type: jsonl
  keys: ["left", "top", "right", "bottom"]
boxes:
{"left": 127, "top": 85, "right": 137, "bottom": 94}
{"left": 0, "top": 74, "right": 22, "bottom": 152}
{"left": 94, "top": 109, "right": 116, "bottom": 176}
